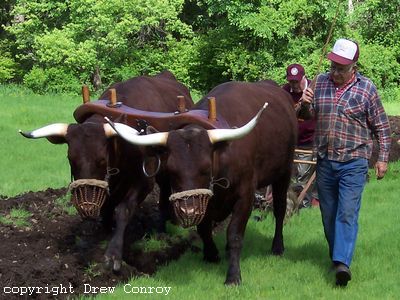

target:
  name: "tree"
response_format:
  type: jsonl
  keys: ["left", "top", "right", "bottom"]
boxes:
{"left": 6, "top": 0, "right": 196, "bottom": 93}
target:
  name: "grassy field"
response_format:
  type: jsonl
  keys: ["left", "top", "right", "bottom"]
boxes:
{"left": 0, "top": 85, "right": 82, "bottom": 196}
{"left": 1, "top": 85, "right": 400, "bottom": 299}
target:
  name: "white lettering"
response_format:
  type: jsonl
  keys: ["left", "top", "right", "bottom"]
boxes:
{"left": 2, "top": 284, "right": 75, "bottom": 296}
{"left": 84, "top": 283, "right": 92, "bottom": 293}
{"left": 69, "top": 283, "right": 75, "bottom": 294}
{"left": 121, "top": 285, "right": 172, "bottom": 295}
{"left": 123, "top": 284, "right": 131, "bottom": 293}
{"left": 164, "top": 287, "right": 171, "bottom": 295}
{"left": 28, "top": 287, "right": 36, "bottom": 295}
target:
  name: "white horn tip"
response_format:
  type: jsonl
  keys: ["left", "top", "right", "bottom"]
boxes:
{"left": 263, "top": 102, "right": 268, "bottom": 109}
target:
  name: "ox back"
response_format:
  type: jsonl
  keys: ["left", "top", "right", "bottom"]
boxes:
{"left": 99, "top": 70, "right": 191, "bottom": 111}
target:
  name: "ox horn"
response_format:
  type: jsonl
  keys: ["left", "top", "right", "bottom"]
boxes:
{"left": 19, "top": 123, "right": 68, "bottom": 139}
{"left": 207, "top": 102, "right": 268, "bottom": 144}
{"left": 104, "top": 117, "right": 168, "bottom": 146}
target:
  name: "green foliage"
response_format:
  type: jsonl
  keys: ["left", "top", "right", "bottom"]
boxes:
{"left": 6, "top": 0, "right": 195, "bottom": 93}
{"left": 357, "top": 43, "right": 400, "bottom": 90}
{"left": 350, "top": 0, "right": 400, "bottom": 47}
{"left": 0, "top": 51, "right": 16, "bottom": 82}
{"left": 23, "top": 67, "right": 82, "bottom": 94}
{"left": 1, "top": 0, "right": 399, "bottom": 96}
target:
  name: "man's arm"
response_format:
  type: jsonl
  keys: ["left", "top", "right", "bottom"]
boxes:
{"left": 368, "top": 88, "right": 391, "bottom": 179}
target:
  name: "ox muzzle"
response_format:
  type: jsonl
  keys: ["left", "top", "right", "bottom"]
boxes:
{"left": 68, "top": 179, "right": 109, "bottom": 219}
{"left": 169, "top": 188, "right": 213, "bottom": 228}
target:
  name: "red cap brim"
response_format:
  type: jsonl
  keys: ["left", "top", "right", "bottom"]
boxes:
{"left": 287, "top": 74, "right": 303, "bottom": 81}
{"left": 327, "top": 52, "right": 354, "bottom": 65}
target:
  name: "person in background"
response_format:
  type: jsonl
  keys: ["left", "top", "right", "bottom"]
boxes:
{"left": 302, "top": 38, "right": 391, "bottom": 287}
{"left": 282, "top": 64, "right": 317, "bottom": 207}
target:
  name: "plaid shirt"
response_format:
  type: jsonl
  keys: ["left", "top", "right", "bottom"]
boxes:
{"left": 312, "top": 72, "right": 391, "bottom": 162}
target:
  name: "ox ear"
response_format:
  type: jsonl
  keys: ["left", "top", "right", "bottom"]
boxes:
{"left": 46, "top": 136, "right": 67, "bottom": 144}
{"left": 19, "top": 123, "right": 68, "bottom": 144}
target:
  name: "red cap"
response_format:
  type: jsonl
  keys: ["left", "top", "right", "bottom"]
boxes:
{"left": 286, "top": 64, "right": 305, "bottom": 81}
{"left": 327, "top": 38, "right": 359, "bottom": 65}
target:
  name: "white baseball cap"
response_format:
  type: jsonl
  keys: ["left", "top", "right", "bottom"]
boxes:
{"left": 327, "top": 38, "right": 359, "bottom": 65}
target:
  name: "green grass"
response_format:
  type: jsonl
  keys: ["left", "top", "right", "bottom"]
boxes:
{"left": 383, "top": 101, "right": 400, "bottom": 116}
{"left": 0, "top": 84, "right": 81, "bottom": 196}
{"left": 0, "top": 208, "right": 32, "bottom": 227}
{"left": 55, "top": 194, "right": 78, "bottom": 216}
{"left": 132, "top": 234, "right": 170, "bottom": 252}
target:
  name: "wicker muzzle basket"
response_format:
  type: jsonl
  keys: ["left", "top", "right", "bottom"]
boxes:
{"left": 169, "top": 188, "right": 213, "bottom": 228}
{"left": 68, "top": 179, "right": 109, "bottom": 219}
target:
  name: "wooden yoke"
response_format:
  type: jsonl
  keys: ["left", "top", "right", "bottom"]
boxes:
{"left": 106, "top": 88, "right": 121, "bottom": 108}
{"left": 208, "top": 97, "right": 217, "bottom": 122}
{"left": 82, "top": 85, "right": 90, "bottom": 103}
{"left": 177, "top": 95, "right": 187, "bottom": 113}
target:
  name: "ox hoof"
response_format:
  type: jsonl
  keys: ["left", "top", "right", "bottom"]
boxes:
{"left": 224, "top": 276, "right": 241, "bottom": 286}
{"left": 271, "top": 247, "right": 284, "bottom": 256}
{"left": 104, "top": 255, "right": 122, "bottom": 273}
{"left": 204, "top": 253, "right": 220, "bottom": 263}
{"left": 113, "top": 259, "right": 122, "bottom": 273}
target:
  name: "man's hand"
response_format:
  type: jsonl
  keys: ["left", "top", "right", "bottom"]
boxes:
{"left": 375, "top": 161, "right": 388, "bottom": 180}
{"left": 302, "top": 87, "right": 314, "bottom": 104}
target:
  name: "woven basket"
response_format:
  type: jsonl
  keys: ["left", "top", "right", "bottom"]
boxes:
{"left": 169, "top": 189, "right": 213, "bottom": 228}
{"left": 68, "top": 179, "right": 109, "bottom": 219}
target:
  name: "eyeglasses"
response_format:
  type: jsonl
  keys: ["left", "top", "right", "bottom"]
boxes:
{"left": 330, "top": 63, "right": 354, "bottom": 74}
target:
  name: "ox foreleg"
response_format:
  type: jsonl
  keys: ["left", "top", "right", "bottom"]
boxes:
{"left": 197, "top": 217, "right": 220, "bottom": 263}
{"left": 271, "top": 172, "right": 291, "bottom": 255}
{"left": 156, "top": 176, "right": 173, "bottom": 233}
{"left": 104, "top": 189, "right": 142, "bottom": 272}
{"left": 225, "top": 188, "right": 253, "bottom": 285}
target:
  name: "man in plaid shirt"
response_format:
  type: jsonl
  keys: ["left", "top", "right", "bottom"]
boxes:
{"left": 302, "top": 38, "right": 391, "bottom": 287}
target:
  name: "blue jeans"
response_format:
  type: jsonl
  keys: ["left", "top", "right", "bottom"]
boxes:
{"left": 316, "top": 156, "right": 368, "bottom": 267}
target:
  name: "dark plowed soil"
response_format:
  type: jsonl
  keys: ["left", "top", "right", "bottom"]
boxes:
{"left": 0, "top": 188, "right": 193, "bottom": 299}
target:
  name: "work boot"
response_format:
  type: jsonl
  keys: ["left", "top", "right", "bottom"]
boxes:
{"left": 335, "top": 263, "right": 351, "bottom": 287}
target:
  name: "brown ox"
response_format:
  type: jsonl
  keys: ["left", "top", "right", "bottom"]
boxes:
{"left": 19, "top": 70, "right": 193, "bottom": 272}
{"left": 108, "top": 80, "right": 297, "bottom": 284}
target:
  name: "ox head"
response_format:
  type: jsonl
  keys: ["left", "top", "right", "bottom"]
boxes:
{"left": 19, "top": 122, "right": 118, "bottom": 180}
{"left": 19, "top": 122, "right": 120, "bottom": 218}
{"left": 105, "top": 103, "right": 267, "bottom": 226}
